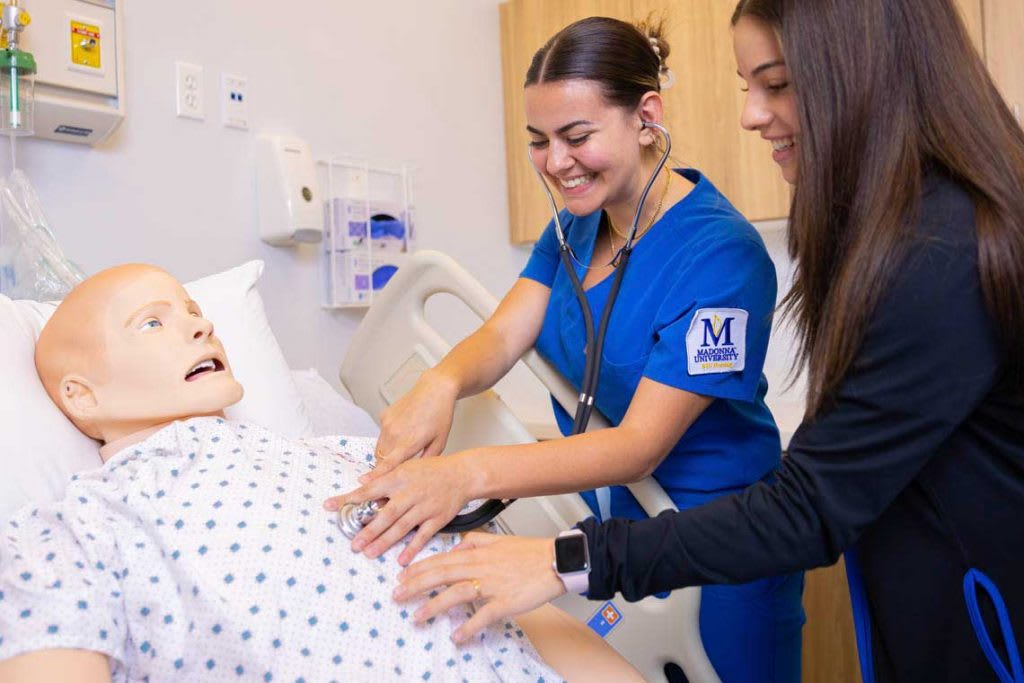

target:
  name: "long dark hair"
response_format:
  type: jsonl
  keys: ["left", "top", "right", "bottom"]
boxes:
{"left": 733, "top": 0, "right": 1024, "bottom": 415}
{"left": 525, "top": 16, "right": 669, "bottom": 109}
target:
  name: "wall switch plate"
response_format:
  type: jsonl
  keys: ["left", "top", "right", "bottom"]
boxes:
{"left": 222, "top": 73, "right": 249, "bottom": 130}
{"left": 175, "top": 62, "right": 205, "bottom": 120}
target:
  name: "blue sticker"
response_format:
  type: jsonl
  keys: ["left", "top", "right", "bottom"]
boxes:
{"left": 586, "top": 601, "right": 623, "bottom": 638}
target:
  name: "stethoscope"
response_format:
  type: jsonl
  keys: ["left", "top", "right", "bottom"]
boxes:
{"left": 338, "top": 121, "right": 673, "bottom": 538}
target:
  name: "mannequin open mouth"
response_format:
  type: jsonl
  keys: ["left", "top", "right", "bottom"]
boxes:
{"left": 185, "top": 358, "right": 225, "bottom": 381}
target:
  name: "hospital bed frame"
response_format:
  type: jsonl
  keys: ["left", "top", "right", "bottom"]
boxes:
{"left": 339, "top": 250, "right": 721, "bottom": 683}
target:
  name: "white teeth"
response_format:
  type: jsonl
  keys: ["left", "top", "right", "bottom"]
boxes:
{"left": 559, "top": 174, "right": 593, "bottom": 189}
{"left": 771, "top": 138, "right": 795, "bottom": 151}
{"left": 189, "top": 359, "right": 216, "bottom": 375}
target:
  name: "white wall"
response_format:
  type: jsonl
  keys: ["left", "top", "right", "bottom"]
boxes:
{"left": 757, "top": 220, "right": 807, "bottom": 445}
{"left": 7, "top": 0, "right": 558, "bottom": 421}
{"left": 6, "top": 0, "right": 803, "bottom": 437}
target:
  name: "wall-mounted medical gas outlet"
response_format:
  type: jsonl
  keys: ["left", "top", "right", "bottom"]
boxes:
{"left": 16, "top": 0, "right": 124, "bottom": 145}
{"left": 221, "top": 73, "right": 248, "bottom": 130}
{"left": 175, "top": 61, "right": 204, "bottom": 121}
{"left": 256, "top": 135, "right": 322, "bottom": 246}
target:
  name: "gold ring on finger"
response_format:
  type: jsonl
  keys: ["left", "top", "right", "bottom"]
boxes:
{"left": 471, "top": 579, "right": 482, "bottom": 600}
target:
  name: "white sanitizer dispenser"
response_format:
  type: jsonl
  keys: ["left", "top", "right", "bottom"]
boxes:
{"left": 256, "top": 135, "right": 322, "bottom": 246}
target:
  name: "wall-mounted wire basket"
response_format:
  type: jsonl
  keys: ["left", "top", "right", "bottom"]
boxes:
{"left": 318, "top": 159, "right": 415, "bottom": 309}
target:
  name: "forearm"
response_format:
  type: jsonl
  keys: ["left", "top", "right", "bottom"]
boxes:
{"left": 0, "top": 649, "right": 111, "bottom": 683}
{"left": 430, "top": 323, "right": 524, "bottom": 400}
{"left": 463, "top": 380, "right": 708, "bottom": 500}
{"left": 517, "top": 604, "right": 644, "bottom": 682}
{"left": 465, "top": 425, "right": 661, "bottom": 501}
{"left": 579, "top": 453, "right": 841, "bottom": 600}
{"left": 461, "top": 380, "right": 709, "bottom": 501}
{"left": 426, "top": 278, "right": 549, "bottom": 400}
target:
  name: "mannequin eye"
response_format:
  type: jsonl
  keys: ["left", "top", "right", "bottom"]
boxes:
{"left": 140, "top": 318, "right": 162, "bottom": 330}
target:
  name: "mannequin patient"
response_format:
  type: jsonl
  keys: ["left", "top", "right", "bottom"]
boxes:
{"left": 0, "top": 265, "right": 640, "bottom": 682}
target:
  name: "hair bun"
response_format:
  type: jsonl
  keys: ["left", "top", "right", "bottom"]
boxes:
{"left": 637, "top": 18, "right": 674, "bottom": 90}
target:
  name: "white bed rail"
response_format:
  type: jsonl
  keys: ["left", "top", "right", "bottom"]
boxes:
{"left": 339, "top": 250, "right": 720, "bottom": 683}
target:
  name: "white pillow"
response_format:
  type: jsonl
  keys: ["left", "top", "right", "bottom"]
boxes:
{"left": 0, "top": 296, "right": 102, "bottom": 520}
{"left": 291, "top": 368, "right": 380, "bottom": 438}
{"left": 0, "top": 260, "right": 312, "bottom": 522}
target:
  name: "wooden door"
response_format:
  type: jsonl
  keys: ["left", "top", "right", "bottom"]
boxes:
{"left": 801, "top": 560, "right": 861, "bottom": 682}
{"left": 983, "top": 0, "right": 1024, "bottom": 125}
{"left": 954, "top": 0, "right": 985, "bottom": 49}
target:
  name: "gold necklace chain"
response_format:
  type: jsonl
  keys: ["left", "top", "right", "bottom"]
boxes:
{"left": 608, "top": 168, "right": 672, "bottom": 242}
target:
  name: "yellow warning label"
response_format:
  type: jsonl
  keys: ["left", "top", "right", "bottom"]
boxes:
{"left": 70, "top": 21, "right": 101, "bottom": 69}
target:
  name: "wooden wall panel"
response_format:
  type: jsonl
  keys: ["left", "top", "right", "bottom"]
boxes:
{"left": 953, "top": 0, "right": 985, "bottom": 51}
{"left": 983, "top": 0, "right": 1024, "bottom": 125}
{"left": 801, "top": 559, "right": 861, "bottom": 683}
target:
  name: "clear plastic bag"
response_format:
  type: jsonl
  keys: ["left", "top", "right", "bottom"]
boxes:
{"left": 0, "top": 169, "right": 84, "bottom": 300}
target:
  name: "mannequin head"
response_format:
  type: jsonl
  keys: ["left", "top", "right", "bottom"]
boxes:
{"left": 35, "top": 264, "right": 243, "bottom": 444}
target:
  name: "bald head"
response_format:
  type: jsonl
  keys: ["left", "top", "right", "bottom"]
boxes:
{"left": 36, "top": 264, "right": 167, "bottom": 436}
{"left": 34, "top": 264, "right": 242, "bottom": 445}
{"left": 34, "top": 262, "right": 243, "bottom": 444}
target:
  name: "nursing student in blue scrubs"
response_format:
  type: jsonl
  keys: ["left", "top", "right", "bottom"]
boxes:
{"left": 325, "top": 16, "right": 804, "bottom": 681}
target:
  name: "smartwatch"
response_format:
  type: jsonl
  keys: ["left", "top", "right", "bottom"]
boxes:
{"left": 552, "top": 529, "right": 590, "bottom": 595}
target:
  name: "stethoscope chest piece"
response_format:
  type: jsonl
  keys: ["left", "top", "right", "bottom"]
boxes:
{"left": 337, "top": 500, "right": 381, "bottom": 539}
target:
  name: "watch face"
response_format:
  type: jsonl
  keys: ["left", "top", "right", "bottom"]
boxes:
{"left": 555, "top": 534, "right": 589, "bottom": 573}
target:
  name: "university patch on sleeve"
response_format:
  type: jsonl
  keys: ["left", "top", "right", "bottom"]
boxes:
{"left": 686, "top": 308, "right": 747, "bottom": 375}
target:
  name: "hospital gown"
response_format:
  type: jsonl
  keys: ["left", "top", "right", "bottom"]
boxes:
{"left": 0, "top": 417, "right": 559, "bottom": 682}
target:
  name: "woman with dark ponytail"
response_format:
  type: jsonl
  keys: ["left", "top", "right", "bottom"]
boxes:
{"left": 398, "top": 2, "right": 1024, "bottom": 680}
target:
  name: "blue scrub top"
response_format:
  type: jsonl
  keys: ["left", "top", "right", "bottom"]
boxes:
{"left": 520, "top": 169, "right": 781, "bottom": 520}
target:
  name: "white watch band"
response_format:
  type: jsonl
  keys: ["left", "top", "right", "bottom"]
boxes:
{"left": 554, "top": 529, "right": 590, "bottom": 595}
{"left": 559, "top": 568, "right": 590, "bottom": 595}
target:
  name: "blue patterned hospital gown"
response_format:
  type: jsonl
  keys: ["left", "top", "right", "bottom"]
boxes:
{"left": 0, "top": 417, "right": 558, "bottom": 682}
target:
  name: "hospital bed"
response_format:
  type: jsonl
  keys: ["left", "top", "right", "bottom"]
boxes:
{"left": 339, "top": 250, "right": 721, "bottom": 683}
{"left": 0, "top": 250, "right": 719, "bottom": 682}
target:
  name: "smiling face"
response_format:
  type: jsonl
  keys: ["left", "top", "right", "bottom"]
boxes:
{"left": 524, "top": 78, "right": 657, "bottom": 220}
{"left": 733, "top": 16, "right": 801, "bottom": 184}
{"left": 36, "top": 265, "right": 243, "bottom": 443}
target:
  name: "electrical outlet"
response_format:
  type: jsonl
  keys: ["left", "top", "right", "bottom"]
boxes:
{"left": 222, "top": 73, "right": 249, "bottom": 130}
{"left": 176, "top": 62, "right": 205, "bottom": 120}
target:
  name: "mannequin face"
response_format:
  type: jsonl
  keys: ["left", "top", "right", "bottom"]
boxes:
{"left": 36, "top": 265, "right": 243, "bottom": 443}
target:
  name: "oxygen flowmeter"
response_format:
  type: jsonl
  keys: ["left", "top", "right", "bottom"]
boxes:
{"left": 0, "top": 1, "right": 35, "bottom": 136}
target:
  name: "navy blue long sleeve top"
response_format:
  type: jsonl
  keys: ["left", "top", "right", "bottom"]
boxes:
{"left": 578, "top": 170, "right": 1024, "bottom": 681}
